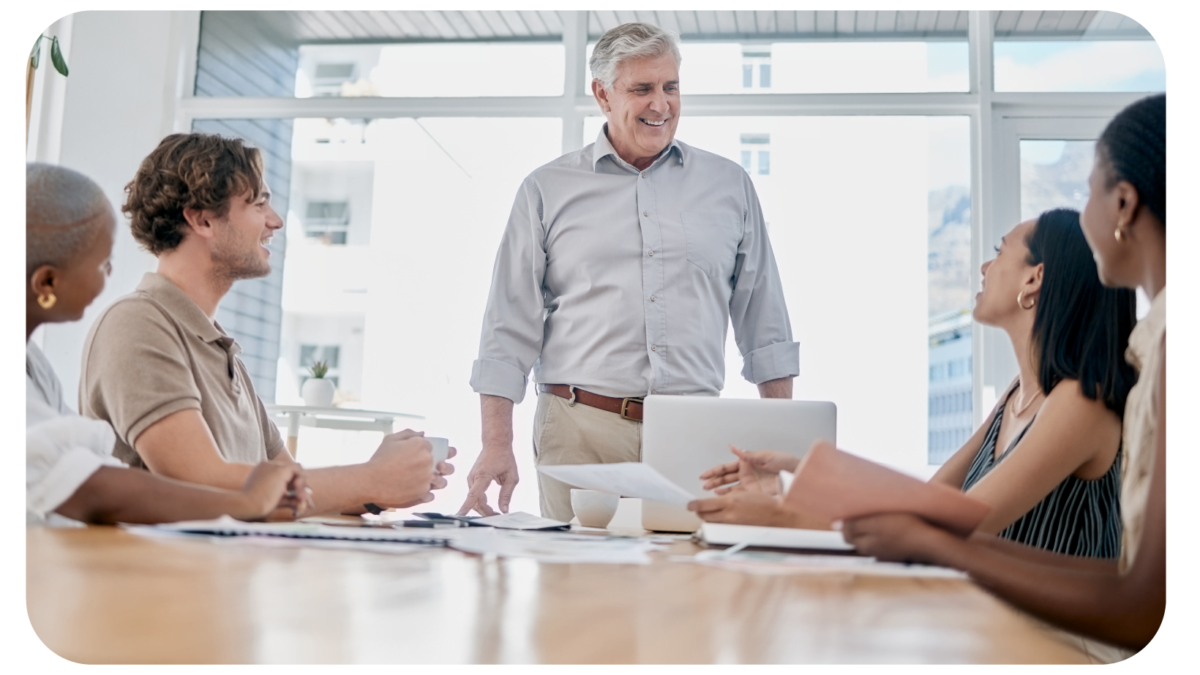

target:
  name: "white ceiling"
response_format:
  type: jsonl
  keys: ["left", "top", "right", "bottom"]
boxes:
{"left": 234, "top": 10, "right": 1151, "bottom": 44}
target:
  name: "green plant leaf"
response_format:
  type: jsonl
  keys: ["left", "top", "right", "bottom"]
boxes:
{"left": 50, "top": 36, "right": 68, "bottom": 76}
{"left": 309, "top": 360, "right": 328, "bottom": 379}
{"left": 30, "top": 36, "right": 41, "bottom": 69}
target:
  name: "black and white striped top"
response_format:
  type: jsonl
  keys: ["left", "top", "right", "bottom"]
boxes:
{"left": 961, "top": 389, "right": 1122, "bottom": 558}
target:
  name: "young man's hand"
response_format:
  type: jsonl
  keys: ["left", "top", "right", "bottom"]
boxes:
{"left": 363, "top": 432, "right": 435, "bottom": 508}
{"left": 235, "top": 461, "right": 309, "bottom": 521}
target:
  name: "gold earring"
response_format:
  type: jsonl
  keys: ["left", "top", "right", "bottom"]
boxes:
{"left": 1017, "top": 291, "right": 1035, "bottom": 310}
{"left": 1115, "top": 221, "right": 1128, "bottom": 242}
{"left": 37, "top": 292, "right": 57, "bottom": 309}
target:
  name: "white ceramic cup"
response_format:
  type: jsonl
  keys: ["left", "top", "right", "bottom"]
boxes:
{"left": 571, "top": 489, "right": 620, "bottom": 529}
{"left": 424, "top": 436, "right": 450, "bottom": 471}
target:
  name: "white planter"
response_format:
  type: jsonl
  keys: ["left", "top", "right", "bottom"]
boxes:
{"left": 302, "top": 378, "right": 335, "bottom": 407}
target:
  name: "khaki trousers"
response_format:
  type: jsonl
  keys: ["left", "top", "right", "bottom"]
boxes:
{"left": 532, "top": 392, "right": 642, "bottom": 522}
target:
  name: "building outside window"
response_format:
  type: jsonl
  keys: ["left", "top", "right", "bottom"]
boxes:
{"left": 739, "top": 133, "right": 770, "bottom": 176}
{"left": 303, "top": 200, "right": 350, "bottom": 245}
{"left": 741, "top": 46, "right": 772, "bottom": 90}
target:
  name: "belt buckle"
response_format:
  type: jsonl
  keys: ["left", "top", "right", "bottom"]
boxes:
{"left": 567, "top": 385, "right": 577, "bottom": 406}
{"left": 620, "top": 397, "right": 643, "bottom": 421}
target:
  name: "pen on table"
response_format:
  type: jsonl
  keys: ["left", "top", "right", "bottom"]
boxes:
{"left": 720, "top": 541, "right": 751, "bottom": 558}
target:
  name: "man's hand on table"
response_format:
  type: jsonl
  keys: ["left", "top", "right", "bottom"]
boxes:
{"left": 457, "top": 442, "right": 519, "bottom": 516}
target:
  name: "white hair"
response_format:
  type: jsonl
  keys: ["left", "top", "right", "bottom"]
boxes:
{"left": 26, "top": 163, "right": 112, "bottom": 277}
{"left": 589, "top": 22, "right": 682, "bottom": 91}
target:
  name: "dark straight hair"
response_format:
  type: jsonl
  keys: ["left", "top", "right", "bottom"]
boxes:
{"left": 1025, "top": 208, "right": 1137, "bottom": 416}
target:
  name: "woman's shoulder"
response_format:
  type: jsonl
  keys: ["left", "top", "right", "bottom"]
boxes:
{"left": 1043, "top": 378, "right": 1119, "bottom": 423}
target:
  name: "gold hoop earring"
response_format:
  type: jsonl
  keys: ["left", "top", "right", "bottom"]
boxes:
{"left": 37, "top": 292, "right": 57, "bottom": 309}
{"left": 1114, "top": 226, "right": 1126, "bottom": 242}
{"left": 1017, "top": 291, "right": 1035, "bottom": 310}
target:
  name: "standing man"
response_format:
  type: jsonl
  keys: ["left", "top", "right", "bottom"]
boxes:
{"left": 460, "top": 23, "right": 799, "bottom": 521}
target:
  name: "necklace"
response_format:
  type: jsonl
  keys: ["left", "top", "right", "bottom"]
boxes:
{"left": 1012, "top": 385, "right": 1044, "bottom": 417}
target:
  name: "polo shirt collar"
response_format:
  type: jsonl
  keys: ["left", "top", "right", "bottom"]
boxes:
{"left": 136, "top": 272, "right": 228, "bottom": 345}
{"left": 592, "top": 123, "right": 685, "bottom": 172}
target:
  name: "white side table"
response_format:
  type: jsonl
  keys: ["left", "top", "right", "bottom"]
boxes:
{"left": 265, "top": 405, "right": 424, "bottom": 458}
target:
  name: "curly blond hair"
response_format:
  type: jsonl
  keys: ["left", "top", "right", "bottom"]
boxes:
{"left": 124, "top": 133, "right": 264, "bottom": 255}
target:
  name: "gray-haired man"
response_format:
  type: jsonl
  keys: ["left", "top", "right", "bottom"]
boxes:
{"left": 459, "top": 23, "right": 799, "bottom": 521}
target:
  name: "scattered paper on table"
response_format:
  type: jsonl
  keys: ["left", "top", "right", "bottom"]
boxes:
{"left": 472, "top": 511, "right": 569, "bottom": 530}
{"left": 124, "top": 516, "right": 459, "bottom": 545}
{"left": 449, "top": 528, "right": 655, "bottom": 564}
{"left": 537, "top": 462, "right": 695, "bottom": 505}
{"left": 691, "top": 549, "right": 967, "bottom": 579}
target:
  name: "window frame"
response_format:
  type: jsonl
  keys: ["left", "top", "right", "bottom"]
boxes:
{"left": 170, "top": 10, "right": 1159, "bottom": 438}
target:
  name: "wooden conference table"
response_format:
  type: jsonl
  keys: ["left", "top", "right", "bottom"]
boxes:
{"left": 27, "top": 513, "right": 1094, "bottom": 664}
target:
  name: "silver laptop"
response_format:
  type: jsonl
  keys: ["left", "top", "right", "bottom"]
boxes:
{"left": 641, "top": 395, "right": 836, "bottom": 532}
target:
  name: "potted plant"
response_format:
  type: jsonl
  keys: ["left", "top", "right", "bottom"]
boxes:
{"left": 27, "top": 33, "right": 69, "bottom": 141}
{"left": 302, "top": 360, "right": 335, "bottom": 407}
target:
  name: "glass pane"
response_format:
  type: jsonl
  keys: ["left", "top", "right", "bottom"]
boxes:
{"left": 993, "top": 10, "right": 1162, "bottom": 92}
{"left": 278, "top": 117, "right": 563, "bottom": 517}
{"left": 584, "top": 40, "right": 968, "bottom": 95}
{"left": 199, "top": 10, "right": 564, "bottom": 97}
{"left": 583, "top": 115, "right": 971, "bottom": 471}
{"left": 588, "top": 7, "right": 981, "bottom": 94}
{"left": 295, "top": 43, "right": 564, "bottom": 98}
{"left": 1020, "top": 140, "right": 1096, "bottom": 221}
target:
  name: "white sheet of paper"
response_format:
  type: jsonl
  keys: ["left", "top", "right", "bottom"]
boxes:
{"left": 472, "top": 512, "right": 569, "bottom": 530}
{"left": 449, "top": 528, "right": 654, "bottom": 565}
{"left": 690, "top": 550, "right": 968, "bottom": 579}
{"left": 537, "top": 462, "right": 695, "bottom": 505}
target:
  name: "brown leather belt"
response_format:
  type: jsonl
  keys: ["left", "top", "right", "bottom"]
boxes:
{"left": 538, "top": 384, "right": 644, "bottom": 422}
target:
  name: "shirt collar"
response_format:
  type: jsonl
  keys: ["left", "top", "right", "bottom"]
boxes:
{"left": 1126, "top": 287, "right": 1166, "bottom": 374}
{"left": 135, "top": 272, "right": 227, "bottom": 345}
{"left": 591, "top": 123, "right": 685, "bottom": 172}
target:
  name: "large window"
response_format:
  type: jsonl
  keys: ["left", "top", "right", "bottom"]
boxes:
{"left": 185, "top": 11, "right": 1164, "bottom": 510}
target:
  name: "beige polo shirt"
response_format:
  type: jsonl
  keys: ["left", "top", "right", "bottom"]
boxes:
{"left": 80, "top": 272, "right": 284, "bottom": 469}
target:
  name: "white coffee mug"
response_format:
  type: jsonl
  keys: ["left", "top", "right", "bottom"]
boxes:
{"left": 571, "top": 489, "right": 619, "bottom": 529}
{"left": 424, "top": 436, "right": 450, "bottom": 471}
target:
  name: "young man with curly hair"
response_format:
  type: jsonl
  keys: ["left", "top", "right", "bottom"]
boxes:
{"left": 79, "top": 133, "right": 452, "bottom": 516}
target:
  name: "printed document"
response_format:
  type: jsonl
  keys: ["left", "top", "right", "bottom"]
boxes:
{"left": 537, "top": 462, "right": 695, "bottom": 505}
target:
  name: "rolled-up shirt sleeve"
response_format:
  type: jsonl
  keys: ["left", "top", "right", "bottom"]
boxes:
{"left": 27, "top": 407, "right": 123, "bottom": 525}
{"left": 470, "top": 176, "right": 549, "bottom": 404}
{"left": 729, "top": 173, "right": 800, "bottom": 385}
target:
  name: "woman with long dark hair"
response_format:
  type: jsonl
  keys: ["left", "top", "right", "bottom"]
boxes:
{"left": 839, "top": 94, "right": 1166, "bottom": 656}
{"left": 693, "top": 208, "right": 1136, "bottom": 559}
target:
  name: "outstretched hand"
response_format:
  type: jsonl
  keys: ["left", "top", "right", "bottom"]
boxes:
{"left": 699, "top": 446, "right": 799, "bottom": 495}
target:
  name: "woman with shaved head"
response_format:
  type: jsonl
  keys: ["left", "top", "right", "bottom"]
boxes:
{"left": 25, "top": 162, "right": 308, "bottom": 526}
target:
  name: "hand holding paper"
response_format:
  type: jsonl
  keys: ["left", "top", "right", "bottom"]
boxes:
{"left": 785, "top": 441, "right": 991, "bottom": 537}
{"left": 537, "top": 463, "right": 695, "bottom": 505}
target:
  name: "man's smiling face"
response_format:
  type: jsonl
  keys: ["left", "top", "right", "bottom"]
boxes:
{"left": 594, "top": 53, "right": 681, "bottom": 170}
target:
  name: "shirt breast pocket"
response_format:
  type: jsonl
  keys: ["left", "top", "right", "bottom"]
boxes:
{"left": 681, "top": 211, "right": 741, "bottom": 280}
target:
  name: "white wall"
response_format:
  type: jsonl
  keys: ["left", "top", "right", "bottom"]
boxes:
{"left": 26, "top": 11, "right": 197, "bottom": 408}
